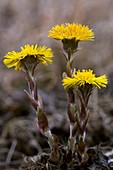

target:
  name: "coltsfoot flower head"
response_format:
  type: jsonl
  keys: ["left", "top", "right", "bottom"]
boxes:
{"left": 48, "top": 23, "right": 94, "bottom": 41}
{"left": 62, "top": 69, "right": 108, "bottom": 90}
{"left": 48, "top": 23, "right": 94, "bottom": 54}
{"left": 3, "top": 44, "right": 53, "bottom": 70}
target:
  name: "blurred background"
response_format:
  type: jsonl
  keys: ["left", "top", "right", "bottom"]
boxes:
{"left": 1, "top": 0, "right": 113, "bottom": 86}
{"left": 0, "top": 0, "right": 113, "bottom": 169}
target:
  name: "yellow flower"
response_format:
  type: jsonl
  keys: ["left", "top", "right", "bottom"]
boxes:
{"left": 62, "top": 69, "right": 108, "bottom": 90}
{"left": 48, "top": 23, "right": 94, "bottom": 41}
{"left": 3, "top": 44, "right": 53, "bottom": 70}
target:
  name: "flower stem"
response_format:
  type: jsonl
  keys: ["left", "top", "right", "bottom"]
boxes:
{"left": 23, "top": 67, "right": 61, "bottom": 163}
{"left": 65, "top": 52, "right": 77, "bottom": 151}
